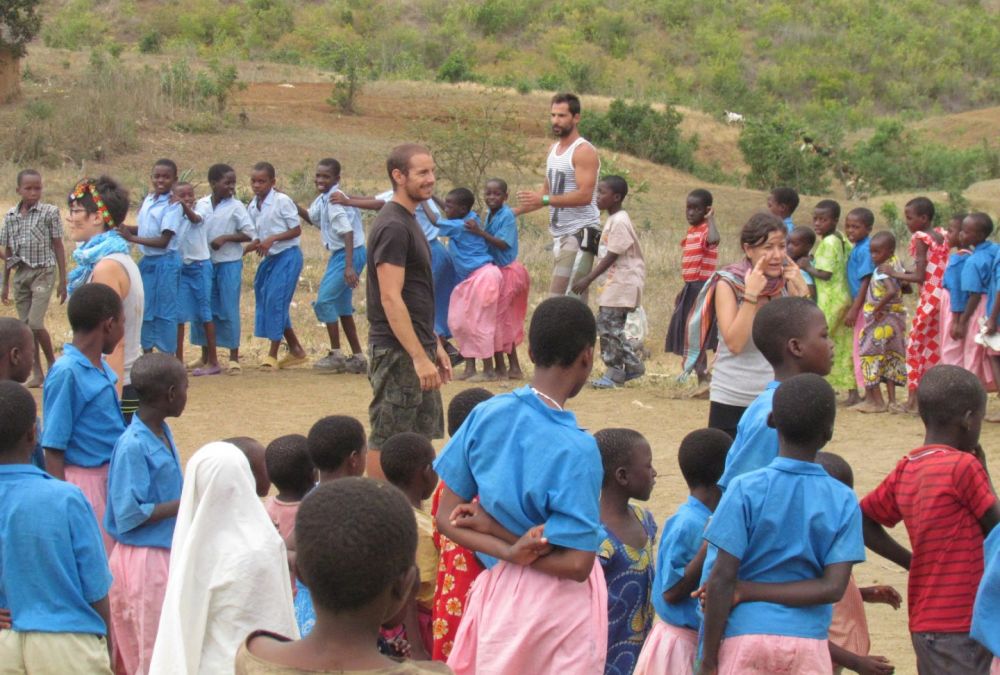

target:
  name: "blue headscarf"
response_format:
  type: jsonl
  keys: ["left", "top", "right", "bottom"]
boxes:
{"left": 67, "top": 230, "right": 130, "bottom": 295}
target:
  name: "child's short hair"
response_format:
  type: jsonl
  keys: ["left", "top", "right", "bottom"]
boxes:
{"left": 295, "top": 478, "right": 416, "bottom": 612}
{"left": 447, "top": 387, "right": 492, "bottom": 436}
{"left": 317, "top": 157, "right": 342, "bottom": 175}
{"left": 307, "top": 415, "right": 366, "bottom": 472}
{"left": 770, "top": 187, "right": 799, "bottom": 213}
{"left": 16, "top": 169, "right": 40, "bottom": 187}
{"left": 870, "top": 230, "right": 896, "bottom": 251}
{"left": 486, "top": 177, "right": 508, "bottom": 193}
{"left": 752, "top": 296, "right": 822, "bottom": 367}
{"left": 265, "top": 434, "right": 314, "bottom": 493}
{"left": 208, "top": 163, "right": 234, "bottom": 183}
{"left": 847, "top": 207, "right": 875, "bottom": 229}
{"left": 688, "top": 188, "right": 713, "bottom": 208}
{"left": 789, "top": 225, "right": 816, "bottom": 247}
{"left": 528, "top": 296, "right": 596, "bottom": 368}
{"left": 379, "top": 432, "right": 435, "bottom": 487}
{"left": 154, "top": 158, "right": 178, "bottom": 177}
{"left": 447, "top": 187, "right": 475, "bottom": 212}
{"left": 0, "top": 380, "right": 36, "bottom": 456}
{"left": 0, "top": 317, "right": 31, "bottom": 354}
{"left": 816, "top": 451, "right": 854, "bottom": 488}
{"left": 906, "top": 196, "right": 935, "bottom": 221}
{"left": 741, "top": 212, "right": 786, "bottom": 248}
{"left": 601, "top": 175, "right": 629, "bottom": 199}
{"left": 917, "top": 365, "right": 987, "bottom": 428}
{"left": 594, "top": 428, "right": 646, "bottom": 487}
{"left": 252, "top": 161, "right": 276, "bottom": 179}
{"left": 966, "top": 212, "right": 995, "bottom": 238}
{"left": 551, "top": 92, "right": 581, "bottom": 115}
{"left": 173, "top": 181, "right": 193, "bottom": 193}
{"left": 130, "top": 353, "right": 186, "bottom": 403}
{"left": 771, "top": 373, "right": 836, "bottom": 446}
{"left": 815, "top": 199, "right": 841, "bottom": 221}
{"left": 678, "top": 428, "right": 730, "bottom": 488}
{"left": 386, "top": 143, "right": 431, "bottom": 182}
{"left": 67, "top": 283, "right": 122, "bottom": 333}
{"left": 68, "top": 176, "right": 130, "bottom": 228}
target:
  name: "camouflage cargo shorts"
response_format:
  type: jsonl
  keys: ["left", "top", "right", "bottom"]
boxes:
{"left": 368, "top": 345, "right": 444, "bottom": 448}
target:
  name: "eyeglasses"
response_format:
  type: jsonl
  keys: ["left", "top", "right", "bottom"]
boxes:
{"left": 68, "top": 207, "right": 88, "bottom": 216}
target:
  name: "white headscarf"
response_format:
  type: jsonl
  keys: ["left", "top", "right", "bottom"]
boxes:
{"left": 149, "top": 442, "right": 298, "bottom": 675}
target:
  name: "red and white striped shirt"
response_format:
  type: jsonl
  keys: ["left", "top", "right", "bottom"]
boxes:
{"left": 681, "top": 222, "right": 717, "bottom": 282}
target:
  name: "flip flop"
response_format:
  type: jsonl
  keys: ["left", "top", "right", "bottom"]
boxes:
{"left": 278, "top": 353, "right": 308, "bottom": 369}
{"left": 193, "top": 365, "right": 222, "bottom": 377}
{"left": 227, "top": 361, "right": 242, "bottom": 376}
{"left": 259, "top": 355, "right": 279, "bottom": 371}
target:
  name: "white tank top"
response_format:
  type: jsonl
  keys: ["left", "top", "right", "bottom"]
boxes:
{"left": 89, "top": 253, "right": 144, "bottom": 386}
{"left": 546, "top": 137, "right": 600, "bottom": 237}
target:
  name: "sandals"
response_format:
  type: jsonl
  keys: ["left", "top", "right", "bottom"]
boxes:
{"left": 227, "top": 361, "right": 242, "bottom": 376}
{"left": 259, "top": 355, "right": 279, "bottom": 371}
{"left": 277, "top": 353, "right": 308, "bottom": 369}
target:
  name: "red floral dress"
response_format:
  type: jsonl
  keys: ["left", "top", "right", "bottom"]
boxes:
{"left": 906, "top": 228, "right": 950, "bottom": 391}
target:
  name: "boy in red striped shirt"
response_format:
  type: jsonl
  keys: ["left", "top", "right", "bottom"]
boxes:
{"left": 861, "top": 364, "right": 1000, "bottom": 675}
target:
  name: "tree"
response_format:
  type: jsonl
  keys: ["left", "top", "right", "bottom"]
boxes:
{"left": 1, "top": 0, "right": 42, "bottom": 101}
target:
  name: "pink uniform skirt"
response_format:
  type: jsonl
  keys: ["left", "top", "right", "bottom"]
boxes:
{"left": 446, "top": 558, "right": 608, "bottom": 675}
{"left": 448, "top": 264, "right": 503, "bottom": 359}
{"left": 991, "top": 656, "right": 1000, "bottom": 675}
{"left": 633, "top": 620, "right": 697, "bottom": 675}
{"left": 495, "top": 262, "right": 530, "bottom": 353}
{"left": 952, "top": 297, "right": 996, "bottom": 390}
{"left": 717, "top": 635, "right": 832, "bottom": 675}
{"left": 108, "top": 544, "right": 170, "bottom": 675}
{"left": 65, "top": 464, "right": 113, "bottom": 555}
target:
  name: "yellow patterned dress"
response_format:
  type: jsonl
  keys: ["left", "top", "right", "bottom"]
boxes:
{"left": 859, "top": 257, "right": 907, "bottom": 387}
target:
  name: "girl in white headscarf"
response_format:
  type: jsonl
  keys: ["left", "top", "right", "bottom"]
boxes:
{"left": 149, "top": 441, "right": 298, "bottom": 674}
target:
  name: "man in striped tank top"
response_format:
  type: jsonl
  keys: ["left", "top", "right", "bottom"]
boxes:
{"left": 516, "top": 93, "right": 601, "bottom": 300}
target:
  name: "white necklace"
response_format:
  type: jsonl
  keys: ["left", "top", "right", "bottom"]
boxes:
{"left": 531, "top": 387, "right": 564, "bottom": 411}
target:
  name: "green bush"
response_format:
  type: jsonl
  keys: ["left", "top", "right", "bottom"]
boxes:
{"left": 40, "top": 0, "right": 102, "bottom": 50}
{"left": 437, "top": 52, "right": 475, "bottom": 83}
{"left": 580, "top": 99, "right": 698, "bottom": 172}
{"left": 738, "top": 113, "right": 833, "bottom": 194}
{"left": 138, "top": 30, "right": 162, "bottom": 54}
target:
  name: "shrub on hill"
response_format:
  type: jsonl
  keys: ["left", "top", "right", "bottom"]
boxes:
{"left": 580, "top": 99, "right": 697, "bottom": 173}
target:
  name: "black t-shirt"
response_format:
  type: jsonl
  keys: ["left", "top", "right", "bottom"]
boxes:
{"left": 366, "top": 201, "right": 437, "bottom": 351}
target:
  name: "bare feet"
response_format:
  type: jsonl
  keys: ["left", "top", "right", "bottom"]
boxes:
{"left": 507, "top": 368, "right": 525, "bottom": 380}
{"left": 854, "top": 400, "right": 887, "bottom": 414}
{"left": 467, "top": 371, "right": 500, "bottom": 382}
{"left": 842, "top": 391, "right": 864, "bottom": 407}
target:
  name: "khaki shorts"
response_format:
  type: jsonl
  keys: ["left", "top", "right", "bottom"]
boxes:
{"left": 11, "top": 265, "right": 55, "bottom": 330}
{"left": 0, "top": 630, "right": 112, "bottom": 675}
{"left": 549, "top": 233, "right": 595, "bottom": 300}
{"left": 368, "top": 345, "right": 444, "bottom": 448}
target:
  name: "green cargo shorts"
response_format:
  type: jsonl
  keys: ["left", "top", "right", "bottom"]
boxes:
{"left": 368, "top": 345, "right": 444, "bottom": 448}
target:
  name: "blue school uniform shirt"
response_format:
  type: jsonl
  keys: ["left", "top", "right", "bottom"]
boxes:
{"left": 962, "top": 240, "right": 1000, "bottom": 316}
{"left": 104, "top": 415, "right": 183, "bottom": 549}
{"left": 971, "top": 525, "right": 1000, "bottom": 657}
{"left": 717, "top": 381, "right": 779, "bottom": 490}
{"left": 41, "top": 345, "right": 126, "bottom": 467}
{"left": 651, "top": 495, "right": 711, "bottom": 630}
{"left": 248, "top": 189, "right": 300, "bottom": 256}
{"left": 944, "top": 252, "right": 971, "bottom": 314}
{"left": 435, "top": 212, "right": 494, "bottom": 281}
{"left": 783, "top": 216, "right": 795, "bottom": 234}
{"left": 485, "top": 204, "right": 518, "bottom": 267}
{"left": 377, "top": 190, "right": 440, "bottom": 241}
{"left": 433, "top": 386, "right": 603, "bottom": 568}
{"left": 136, "top": 192, "right": 182, "bottom": 256}
{"left": 177, "top": 212, "right": 210, "bottom": 265}
{"left": 309, "top": 184, "right": 365, "bottom": 252}
{"left": 0, "top": 464, "right": 113, "bottom": 634}
{"left": 701, "top": 457, "right": 865, "bottom": 640}
{"left": 196, "top": 195, "right": 256, "bottom": 264}
{"left": 846, "top": 236, "right": 875, "bottom": 299}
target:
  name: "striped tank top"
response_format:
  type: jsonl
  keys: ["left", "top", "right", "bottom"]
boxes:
{"left": 546, "top": 136, "right": 601, "bottom": 237}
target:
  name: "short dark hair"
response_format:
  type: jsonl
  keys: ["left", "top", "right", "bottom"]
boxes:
{"left": 68, "top": 175, "right": 130, "bottom": 229}
{"left": 380, "top": 432, "right": 435, "bottom": 487}
{"left": 265, "top": 434, "right": 314, "bottom": 494}
{"left": 771, "top": 374, "right": 837, "bottom": 446}
{"left": 0, "top": 381, "right": 36, "bottom": 456}
{"left": 386, "top": 143, "right": 431, "bottom": 182}
{"left": 529, "top": 296, "right": 596, "bottom": 368}
{"left": 741, "top": 212, "right": 786, "bottom": 248}
{"left": 252, "top": 161, "right": 276, "bottom": 179}
{"left": 870, "top": 230, "right": 896, "bottom": 251}
{"left": 0, "top": 317, "right": 31, "bottom": 355}
{"left": 486, "top": 177, "right": 508, "bottom": 193}
{"left": 318, "top": 158, "right": 342, "bottom": 176}
{"left": 917, "top": 365, "right": 987, "bottom": 428}
{"left": 770, "top": 187, "right": 799, "bottom": 213}
{"left": 678, "top": 428, "right": 731, "bottom": 488}
{"left": 847, "top": 207, "right": 875, "bottom": 229}
{"left": 966, "top": 212, "right": 995, "bottom": 238}
{"left": 594, "top": 428, "right": 646, "bottom": 488}
{"left": 815, "top": 199, "right": 841, "bottom": 221}
{"left": 752, "top": 296, "right": 824, "bottom": 367}
{"left": 130, "top": 352, "right": 186, "bottom": 403}
{"left": 208, "top": 163, "right": 234, "bottom": 183}
{"left": 307, "top": 415, "right": 366, "bottom": 472}
{"left": 153, "top": 158, "right": 178, "bottom": 177}
{"left": 173, "top": 181, "right": 193, "bottom": 193}
{"left": 296, "top": 478, "right": 416, "bottom": 612}
{"left": 906, "top": 196, "right": 935, "bottom": 221}
{"left": 16, "top": 169, "right": 40, "bottom": 187}
{"left": 447, "top": 187, "right": 475, "bottom": 212}
{"left": 816, "top": 451, "right": 854, "bottom": 488}
{"left": 789, "top": 225, "right": 816, "bottom": 247}
{"left": 551, "top": 92, "right": 581, "bottom": 115}
{"left": 447, "top": 387, "right": 492, "bottom": 436}
{"left": 601, "top": 175, "right": 629, "bottom": 199}
{"left": 688, "top": 188, "right": 713, "bottom": 208}
{"left": 67, "top": 282, "right": 122, "bottom": 333}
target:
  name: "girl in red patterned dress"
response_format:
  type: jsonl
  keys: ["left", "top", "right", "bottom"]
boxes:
{"left": 877, "top": 197, "right": 949, "bottom": 413}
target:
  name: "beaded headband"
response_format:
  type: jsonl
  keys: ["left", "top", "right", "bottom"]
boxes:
{"left": 70, "top": 180, "right": 115, "bottom": 228}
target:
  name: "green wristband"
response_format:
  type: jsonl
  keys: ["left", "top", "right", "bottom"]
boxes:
{"left": 542, "top": 195, "right": 550, "bottom": 206}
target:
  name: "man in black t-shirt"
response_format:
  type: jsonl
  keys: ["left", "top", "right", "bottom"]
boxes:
{"left": 365, "top": 143, "right": 451, "bottom": 479}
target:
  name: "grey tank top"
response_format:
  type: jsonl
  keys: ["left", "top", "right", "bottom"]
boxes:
{"left": 89, "top": 253, "right": 144, "bottom": 386}
{"left": 546, "top": 137, "right": 600, "bottom": 237}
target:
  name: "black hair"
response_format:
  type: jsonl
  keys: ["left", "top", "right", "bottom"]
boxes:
{"left": 917, "top": 365, "right": 987, "bottom": 428}
{"left": 594, "top": 428, "right": 646, "bottom": 488}
{"left": 318, "top": 158, "right": 342, "bottom": 176}
{"left": 68, "top": 175, "right": 130, "bottom": 229}
{"left": 771, "top": 373, "right": 837, "bottom": 446}
{"left": 770, "top": 187, "right": 799, "bottom": 213}
{"left": 485, "top": 177, "right": 508, "bottom": 193}
{"left": 153, "top": 158, "right": 178, "bottom": 177}
{"left": 815, "top": 199, "right": 841, "bottom": 221}
{"left": 741, "top": 212, "right": 786, "bottom": 248}
{"left": 678, "top": 428, "right": 731, "bottom": 488}
{"left": 551, "top": 92, "right": 581, "bottom": 115}
{"left": 789, "top": 225, "right": 816, "bottom": 247}
{"left": 966, "top": 212, "right": 995, "bottom": 238}
{"left": 847, "top": 207, "right": 875, "bottom": 229}
{"left": 172, "top": 181, "right": 193, "bottom": 192}
{"left": 130, "top": 352, "right": 186, "bottom": 403}
{"left": 307, "top": 415, "right": 366, "bottom": 472}
{"left": 870, "top": 230, "right": 896, "bottom": 251}
{"left": 0, "top": 317, "right": 32, "bottom": 354}
{"left": 67, "top": 282, "right": 122, "bottom": 333}
{"left": 950, "top": 213, "right": 968, "bottom": 225}
{"left": 447, "top": 387, "right": 492, "bottom": 436}
{"left": 688, "top": 188, "right": 713, "bottom": 208}
{"left": 16, "top": 169, "right": 40, "bottom": 187}
{"left": 906, "top": 196, "right": 935, "bottom": 221}
{"left": 528, "top": 296, "right": 596, "bottom": 368}
{"left": 386, "top": 143, "right": 431, "bottom": 182}
{"left": 752, "top": 296, "right": 824, "bottom": 367}
{"left": 208, "top": 163, "right": 234, "bottom": 183}
{"left": 265, "top": 434, "right": 314, "bottom": 493}
{"left": 0, "top": 380, "right": 36, "bottom": 456}
{"left": 447, "top": 187, "right": 475, "bottom": 212}
{"left": 295, "top": 478, "right": 416, "bottom": 612}
{"left": 601, "top": 175, "right": 629, "bottom": 199}
{"left": 252, "top": 161, "right": 276, "bottom": 179}
{"left": 815, "top": 451, "right": 854, "bottom": 489}
{"left": 379, "top": 432, "right": 435, "bottom": 487}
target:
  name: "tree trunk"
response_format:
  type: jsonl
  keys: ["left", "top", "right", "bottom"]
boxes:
{"left": 0, "top": 47, "right": 21, "bottom": 103}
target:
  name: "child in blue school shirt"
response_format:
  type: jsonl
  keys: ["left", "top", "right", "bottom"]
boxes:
{"left": 958, "top": 214, "right": 1000, "bottom": 390}
{"left": 42, "top": 282, "right": 127, "bottom": 554}
{"left": 699, "top": 374, "right": 866, "bottom": 674}
{"left": 105, "top": 353, "right": 186, "bottom": 675}
{"left": 843, "top": 208, "right": 877, "bottom": 407}
{"left": 0, "top": 318, "right": 44, "bottom": 468}
{"left": 717, "top": 296, "right": 833, "bottom": 490}
{"left": 0, "top": 382, "right": 114, "bottom": 673}
{"left": 941, "top": 214, "right": 972, "bottom": 367}
{"left": 971, "top": 525, "right": 1000, "bottom": 671}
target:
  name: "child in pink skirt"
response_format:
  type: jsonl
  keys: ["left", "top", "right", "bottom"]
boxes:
{"left": 263, "top": 434, "right": 315, "bottom": 546}
{"left": 104, "top": 353, "right": 186, "bottom": 675}
{"left": 958, "top": 213, "right": 999, "bottom": 395}
{"left": 940, "top": 214, "right": 970, "bottom": 368}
